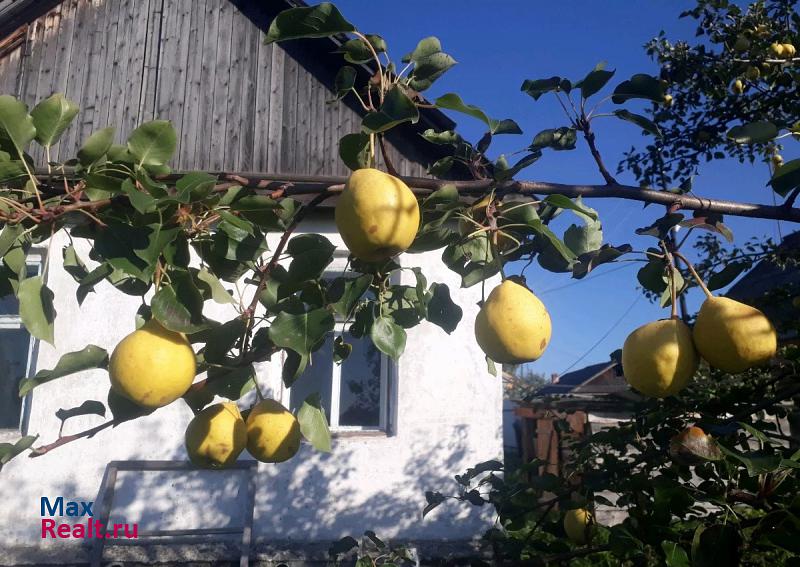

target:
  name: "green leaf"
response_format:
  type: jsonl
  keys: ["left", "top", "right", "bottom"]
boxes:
{"left": 77, "top": 127, "right": 115, "bottom": 166}
{"left": 268, "top": 308, "right": 335, "bottom": 357}
{"left": 19, "top": 345, "right": 108, "bottom": 397}
{"left": 403, "top": 36, "right": 457, "bottom": 91}
{"left": 530, "top": 127, "right": 577, "bottom": 151}
{"left": 707, "top": 262, "right": 748, "bottom": 291}
{"left": 0, "top": 435, "right": 38, "bottom": 469}
{"left": 769, "top": 158, "right": 800, "bottom": 197}
{"left": 297, "top": 392, "right": 332, "bottom": 453}
{"left": 421, "top": 129, "right": 463, "bottom": 146}
{"left": 0, "top": 95, "right": 36, "bottom": 157}
{"left": 543, "top": 194, "right": 599, "bottom": 220}
{"left": 441, "top": 233, "right": 501, "bottom": 288}
{"left": 205, "top": 365, "right": 256, "bottom": 401}
{"left": 434, "top": 93, "right": 520, "bottom": 135}
{"left": 426, "top": 283, "right": 462, "bottom": 334}
{"left": 370, "top": 315, "right": 406, "bottom": 359}
{"left": 175, "top": 171, "right": 217, "bottom": 202}
{"left": 334, "top": 35, "right": 385, "bottom": 64}
{"left": 127, "top": 120, "right": 177, "bottom": 166}
{"left": 121, "top": 178, "right": 157, "bottom": 214}
{"left": 520, "top": 76, "right": 564, "bottom": 100}
{"left": 577, "top": 63, "right": 615, "bottom": 99}
{"left": 727, "top": 121, "right": 778, "bottom": 144}
{"left": 62, "top": 244, "right": 89, "bottom": 283}
{"left": 338, "top": 132, "right": 371, "bottom": 171}
{"left": 332, "top": 66, "right": 357, "bottom": 100}
{"left": 573, "top": 244, "right": 632, "bottom": 279}
{"left": 662, "top": 541, "right": 690, "bottom": 567}
{"left": 362, "top": 86, "right": 419, "bottom": 133}
{"left": 613, "top": 109, "right": 662, "bottom": 137}
{"left": 611, "top": 73, "right": 664, "bottom": 104}
{"left": 264, "top": 2, "right": 355, "bottom": 43}
{"left": 55, "top": 400, "right": 106, "bottom": 422}
{"left": 691, "top": 524, "right": 742, "bottom": 567}
{"left": 329, "top": 536, "right": 359, "bottom": 558}
{"left": 151, "top": 276, "right": 208, "bottom": 334}
{"left": 18, "top": 276, "right": 55, "bottom": 345}
{"left": 30, "top": 93, "right": 79, "bottom": 148}
{"left": 329, "top": 274, "right": 373, "bottom": 317}
{"left": 333, "top": 335, "right": 352, "bottom": 363}
{"left": 196, "top": 268, "right": 235, "bottom": 304}
{"left": 0, "top": 160, "right": 25, "bottom": 183}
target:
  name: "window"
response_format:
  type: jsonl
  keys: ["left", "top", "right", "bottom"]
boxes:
{"left": 0, "top": 261, "right": 40, "bottom": 433}
{"left": 284, "top": 254, "right": 391, "bottom": 433}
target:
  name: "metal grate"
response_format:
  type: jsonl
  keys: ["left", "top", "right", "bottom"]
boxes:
{"left": 89, "top": 460, "right": 257, "bottom": 567}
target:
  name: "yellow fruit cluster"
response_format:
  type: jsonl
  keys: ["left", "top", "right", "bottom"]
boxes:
{"left": 622, "top": 296, "right": 777, "bottom": 398}
{"left": 771, "top": 42, "right": 797, "bottom": 58}
{"left": 109, "top": 320, "right": 301, "bottom": 468}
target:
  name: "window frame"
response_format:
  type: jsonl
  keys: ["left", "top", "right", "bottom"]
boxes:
{"left": 0, "top": 253, "right": 43, "bottom": 437}
{"left": 279, "top": 251, "right": 394, "bottom": 434}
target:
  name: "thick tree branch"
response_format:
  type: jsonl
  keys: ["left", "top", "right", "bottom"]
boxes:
{"left": 21, "top": 169, "right": 800, "bottom": 224}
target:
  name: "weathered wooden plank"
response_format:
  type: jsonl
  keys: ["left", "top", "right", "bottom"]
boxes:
{"left": 176, "top": 0, "right": 206, "bottom": 170}
{"left": 280, "top": 50, "right": 298, "bottom": 172}
{"left": 76, "top": 0, "right": 108, "bottom": 142}
{"left": 251, "top": 38, "right": 270, "bottom": 172}
{"left": 117, "top": 0, "right": 149, "bottom": 141}
{"left": 96, "top": 0, "right": 123, "bottom": 133}
{"left": 295, "top": 66, "right": 311, "bottom": 174}
{"left": 236, "top": 16, "right": 259, "bottom": 171}
{"left": 35, "top": 8, "right": 61, "bottom": 105}
{"left": 0, "top": 45, "right": 22, "bottom": 96}
{"left": 208, "top": 0, "right": 233, "bottom": 171}
{"left": 265, "top": 42, "right": 283, "bottom": 173}
{"left": 223, "top": 7, "right": 247, "bottom": 170}
{"left": 194, "top": 0, "right": 220, "bottom": 169}
{"left": 138, "top": 0, "right": 163, "bottom": 124}
{"left": 322, "top": 82, "right": 335, "bottom": 175}
{"left": 60, "top": 0, "right": 94, "bottom": 157}
{"left": 49, "top": 0, "right": 78, "bottom": 161}
{"left": 19, "top": 18, "right": 44, "bottom": 107}
{"left": 155, "top": 0, "right": 191, "bottom": 163}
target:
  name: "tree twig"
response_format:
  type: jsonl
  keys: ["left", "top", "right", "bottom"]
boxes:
{"left": 29, "top": 420, "right": 116, "bottom": 458}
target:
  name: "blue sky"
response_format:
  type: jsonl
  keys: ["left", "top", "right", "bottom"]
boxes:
{"left": 334, "top": 0, "right": 792, "bottom": 378}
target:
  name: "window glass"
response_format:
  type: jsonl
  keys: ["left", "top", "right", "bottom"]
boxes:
{"left": 0, "top": 328, "right": 32, "bottom": 428}
{"left": 288, "top": 337, "right": 333, "bottom": 422}
{"left": 338, "top": 333, "right": 382, "bottom": 427}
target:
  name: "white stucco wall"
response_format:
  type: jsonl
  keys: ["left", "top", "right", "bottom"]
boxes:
{"left": 0, "top": 218, "right": 503, "bottom": 564}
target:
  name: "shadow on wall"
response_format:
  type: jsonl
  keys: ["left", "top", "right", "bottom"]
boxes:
{"left": 8, "top": 419, "right": 486, "bottom": 562}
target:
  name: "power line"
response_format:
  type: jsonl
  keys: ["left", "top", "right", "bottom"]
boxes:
{"left": 538, "top": 263, "right": 636, "bottom": 295}
{"left": 558, "top": 294, "right": 641, "bottom": 375}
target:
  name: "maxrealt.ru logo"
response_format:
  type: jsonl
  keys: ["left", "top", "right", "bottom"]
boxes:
{"left": 40, "top": 497, "right": 138, "bottom": 539}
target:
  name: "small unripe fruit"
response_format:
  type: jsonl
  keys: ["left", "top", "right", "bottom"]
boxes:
{"left": 744, "top": 66, "right": 760, "bottom": 81}
{"left": 772, "top": 154, "right": 784, "bottom": 168}
{"left": 731, "top": 79, "right": 744, "bottom": 94}
{"left": 663, "top": 94, "right": 674, "bottom": 106}
{"left": 733, "top": 35, "right": 750, "bottom": 51}
{"left": 771, "top": 42, "right": 785, "bottom": 57}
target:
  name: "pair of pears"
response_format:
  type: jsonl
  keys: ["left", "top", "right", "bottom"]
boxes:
{"left": 108, "top": 320, "right": 300, "bottom": 467}
{"left": 622, "top": 296, "right": 777, "bottom": 398}
{"left": 184, "top": 399, "right": 301, "bottom": 468}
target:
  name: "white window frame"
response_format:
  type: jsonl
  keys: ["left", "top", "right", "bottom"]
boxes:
{"left": 280, "top": 251, "right": 394, "bottom": 434}
{"left": 0, "top": 253, "right": 42, "bottom": 436}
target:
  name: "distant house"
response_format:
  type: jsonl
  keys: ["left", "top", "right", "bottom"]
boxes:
{"left": 727, "top": 231, "right": 800, "bottom": 338}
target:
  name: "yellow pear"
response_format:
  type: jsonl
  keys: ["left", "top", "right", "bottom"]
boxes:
{"left": 731, "top": 79, "right": 744, "bottom": 94}
{"left": 474, "top": 279, "right": 551, "bottom": 364}
{"left": 246, "top": 399, "right": 302, "bottom": 463}
{"left": 622, "top": 319, "right": 698, "bottom": 398}
{"left": 334, "top": 168, "right": 420, "bottom": 262}
{"left": 693, "top": 296, "right": 777, "bottom": 373}
{"left": 109, "top": 319, "right": 196, "bottom": 408}
{"left": 185, "top": 402, "right": 247, "bottom": 468}
{"left": 663, "top": 93, "right": 674, "bottom": 106}
{"left": 563, "top": 508, "right": 595, "bottom": 545}
{"left": 771, "top": 42, "right": 785, "bottom": 57}
{"left": 783, "top": 43, "right": 796, "bottom": 57}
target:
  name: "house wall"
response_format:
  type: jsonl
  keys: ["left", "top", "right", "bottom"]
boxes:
{"left": 0, "top": 0, "right": 439, "bottom": 176}
{"left": 0, "top": 218, "right": 503, "bottom": 564}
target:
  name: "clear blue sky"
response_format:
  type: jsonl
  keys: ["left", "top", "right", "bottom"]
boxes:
{"left": 334, "top": 0, "right": 793, "bottom": 378}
